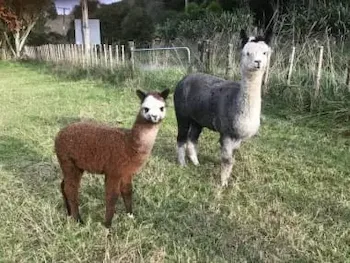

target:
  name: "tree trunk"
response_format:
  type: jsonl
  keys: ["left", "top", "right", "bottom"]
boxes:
{"left": 3, "top": 32, "right": 16, "bottom": 57}
{"left": 4, "top": 19, "right": 37, "bottom": 59}
{"left": 14, "top": 30, "right": 21, "bottom": 58}
{"left": 19, "top": 20, "right": 37, "bottom": 53}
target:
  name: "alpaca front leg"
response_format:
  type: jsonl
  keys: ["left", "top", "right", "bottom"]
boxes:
{"left": 187, "top": 141, "right": 199, "bottom": 166}
{"left": 220, "top": 136, "right": 241, "bottom": 187}
{"left": 177, "top": 141, "right": 187, "bottom": 166}
{"left": 104, "top": 177, "right": 119, "bottom": 228}
{"left": 121, "top": 179, "right": 133, "bottom": 218}
{"left": 186, "top": 123, "right": 202, "bottom": 166}
{"left": 176, "top": 118, "right": 191, "bottom": 166}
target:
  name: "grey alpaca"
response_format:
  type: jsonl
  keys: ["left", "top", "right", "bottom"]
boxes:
{"left": 174, "top": 29, "right": 272, "bottom": 186}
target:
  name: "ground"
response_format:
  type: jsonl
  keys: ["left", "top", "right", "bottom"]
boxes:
{"left": 0, "top": 61, "right": 349, "bottom": 262}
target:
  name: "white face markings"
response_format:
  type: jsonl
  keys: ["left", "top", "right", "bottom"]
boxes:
{"left": 241, "top": 40, "right": 271, "bottom": 72}
{"left": 140, "top": 95, "right": 166, "bottom": 123}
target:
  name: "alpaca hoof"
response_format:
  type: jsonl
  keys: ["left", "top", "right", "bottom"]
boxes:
{"left": 73, "top": 215, "right": 84, "bottom": 225}
{"left": 178, "top": 161, "right": 187, "bottom": 167}
{"left": 127, "top": 213, "right": 135, "bottom": 219}
{"left": 105, "top": 227, "right": 112, "bottom": 238}
{"left": 221, "top": 180, "right": 229, "bottom": 187}
{"left": 189, "top": 157, "right": 199, "bottom": 166}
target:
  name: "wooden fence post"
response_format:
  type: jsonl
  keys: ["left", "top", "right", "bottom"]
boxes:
{"left": 81, "top": 45, "right": 86, "bottom": 68}
{"left": 346, "top": 59, "right": 350, "bottom": 92}
{"left": 287, "top": 46, "right": 296, "bottom": 85}
{"left": 129, "top": 41, "right": 135, "bottom": 71}
{"left": 198, "top": 40, "right": 205, "bottom": 71}
{"left": 94, "top": 44, "right": 99, "bottom": 66}
{"left": 115, "top": 45, "right": 119, "bottom": 65}
{"left": 109, "top": 45, "right": 113, "bottom": 72}
{"left": 226, "top": 43, "right": 233, "bottom": 78}
{"left": 121, "top": 45, "right": 125, "bottom": 64}
{"left": 263, "top": 51, "right": 271, "bottom": 91}
{"left": 164, "top": 49, "right": 169, "bottom": 68}
{"left": 312, "top": 45, "right": 324, "bottom": 110}
{"left": 103, "top": 44, "right": 108, "bottom": 67}
{"left": 205, "top": 40, "right": 212, "bottom": 73}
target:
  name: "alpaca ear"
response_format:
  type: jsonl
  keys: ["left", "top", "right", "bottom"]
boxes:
{"left": 136, "top": 89, "right": 146, "bottom": 102}
{"left": 240, "top": 29, "right": 249, "bottom": 48}
{"left": 264, "top": 27, "right": 273, "bottom": 45}
{"left": 160, "top": 88, "right": 170, "bottom": 100}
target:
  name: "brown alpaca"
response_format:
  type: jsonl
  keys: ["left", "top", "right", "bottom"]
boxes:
{"left": 55, "top": 89, "right": 170, "bottom": 228}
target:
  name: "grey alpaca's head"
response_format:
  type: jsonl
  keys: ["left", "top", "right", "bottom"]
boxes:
{"left": 240, "top": 29, "right": 273, "bottom": 72}
{"left": 136, "top": 89, "right": 170, "bottom": 123}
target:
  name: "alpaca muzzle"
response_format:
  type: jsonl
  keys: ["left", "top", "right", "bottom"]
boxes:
{"left": 150, "top": 114, "right": 160, "bottom": 123}
{"left": 254, "top": 60, "right": 261, "bottom": 69}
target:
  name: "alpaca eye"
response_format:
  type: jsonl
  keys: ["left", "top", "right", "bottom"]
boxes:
{"left": 246, "top": 52, "right": 250, "bottom": 56}
{"left": 144, "top": 107, "right": 149, "bottom": 113}
{"left": 263, "top": 52, "right": 267, "bottom": 55}
{"left": 160, "top": 107, "right": 164, "bottom": 112}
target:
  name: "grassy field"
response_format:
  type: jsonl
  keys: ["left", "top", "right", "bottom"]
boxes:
{"left": 0, "top": 61, "right": 349, "bottom": 262}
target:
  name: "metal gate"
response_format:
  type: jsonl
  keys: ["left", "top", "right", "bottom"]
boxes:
{"left": 130, "top": 46, "right": 191, "bottom": 71}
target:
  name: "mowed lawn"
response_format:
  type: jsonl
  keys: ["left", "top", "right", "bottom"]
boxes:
{"left": 0, "top": 61, "right": 349, "bottom": 262}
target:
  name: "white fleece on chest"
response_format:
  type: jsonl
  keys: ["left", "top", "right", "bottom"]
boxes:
{"left": 234, "top": 88, "right": 262, "bottom": 139}
{"left": 236, "top": 102, "right": 261, "bottom": 138}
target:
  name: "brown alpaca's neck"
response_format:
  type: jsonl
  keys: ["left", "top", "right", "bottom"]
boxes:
{"left": 130, "top": 114, "right": 160, "bottom": 154}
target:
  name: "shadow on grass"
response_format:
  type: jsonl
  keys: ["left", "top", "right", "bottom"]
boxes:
{"left": 134, "top": 193, "right": 277, "bottom": 262}
{"left": 0, "top": 134, "right": 107, "bottom": 223}
{"left": 0, "top": 135, "right": 59, "bottom": 195}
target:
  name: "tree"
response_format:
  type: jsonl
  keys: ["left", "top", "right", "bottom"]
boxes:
{"left": 218, "top": 0, "right": 243, "bottom": 11}
{"left": 248, "top": 0, "right": 275, "bottom": 30}
{"left": 121, "top": 6, "right": 154, "bottom": 44}
{"left": 163, "top": 0, "right": 185, "bottom": 11}
{"left": 0, "top": 0, "right": 55, "bottom": 58}
{"left": 95, "top": 1, "right": 129, "bottom": 44}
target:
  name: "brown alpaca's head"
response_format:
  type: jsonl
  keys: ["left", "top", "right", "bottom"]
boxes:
{"left": 136, "top": 89, "right": 170, "bottom": 123}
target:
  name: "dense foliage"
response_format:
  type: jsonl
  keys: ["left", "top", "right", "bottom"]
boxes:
{"left": 154, "top": 0, "right": 350, "bottom": 41}
{"left": 155, "top": 7, "right": 253, "bottom": 41}
{"left": 3, "top": 0, "right": 349, "bottom": 49}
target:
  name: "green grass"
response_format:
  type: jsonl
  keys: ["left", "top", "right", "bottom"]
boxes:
{"left": 0, "top": 61, "right": 349, "bottom": 262}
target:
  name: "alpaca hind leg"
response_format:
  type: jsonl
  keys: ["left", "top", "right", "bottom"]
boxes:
{"left": 61, "top": 162, "right": 84, "bottom": 223}
{"left": 61, "top": 180, "right": 71, "bottom": 216}
{"left": 176, "top": 115, "right": 191, "bottom": 166}
{"left": 120, "top": 178, "right": 133, "bottom": 218}
{"left": 220, "top": 136, "right": 241, "bottom": 187}
{"left": 187, "top": 122, "right": 202, "bottom": 165}
{"left": 104, "top": 176, "right": 120, "bottom": 228}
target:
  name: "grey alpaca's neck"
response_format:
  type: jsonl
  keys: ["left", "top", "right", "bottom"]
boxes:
{"left": 130, "top": 114, "right": 160, "bottom": 154}
{"left": 239, "top": 69, "right": 264, "bottom": 110}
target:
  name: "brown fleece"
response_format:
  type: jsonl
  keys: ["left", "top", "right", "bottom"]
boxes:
{"left": 55, "top": 112, "right": 161, "bottom": 228}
